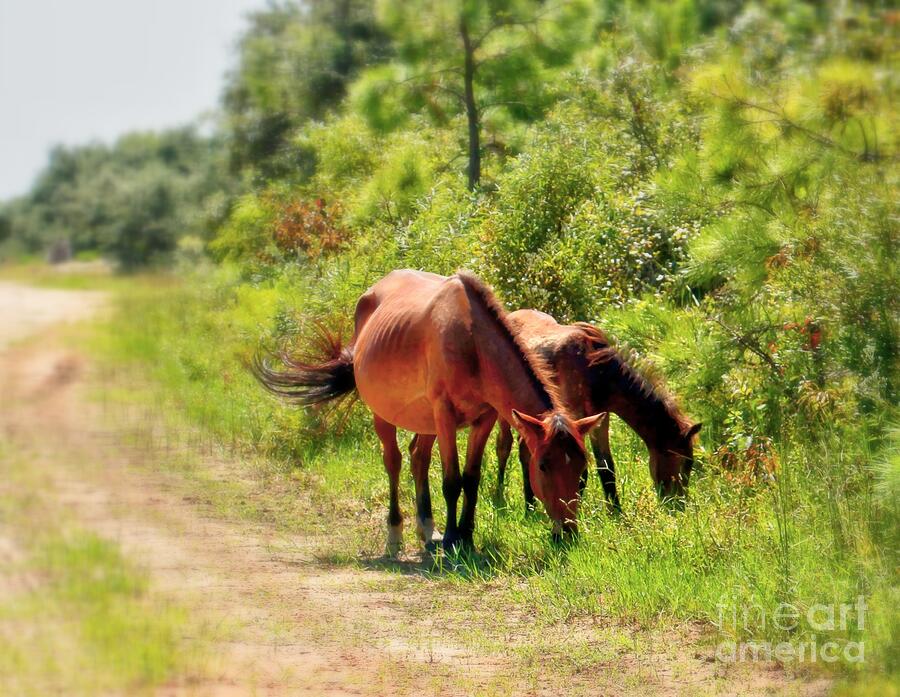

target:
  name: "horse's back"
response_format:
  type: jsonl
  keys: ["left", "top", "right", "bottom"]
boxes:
{"left": 352, "top": 270, "right": 472, "bottom": 432}
{"left": 507, "top": 309, "right": 586, "bottom": 357}
{"left": 507, "top": 309, "right": 596, "bottom": 416}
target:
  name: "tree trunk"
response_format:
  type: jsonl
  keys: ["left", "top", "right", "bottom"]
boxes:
{"left": 460, "top": 17, "right": 480, "bottom": 190}
{"left": 333, "top": 0, "right": 353, "bottom": 77}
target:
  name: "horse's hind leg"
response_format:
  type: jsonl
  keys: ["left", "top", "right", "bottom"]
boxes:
{"left": 373, "top": 415, "right": 403, "bottom": 556}
{"left": 459, "top": 411, "right": 497, "bottom": 545}
{"left": 494, "top": 420, "right": 513, "bottom": 505}
{"left": 591, "top": 413, "right": 621, "bottom": 512}
{"left": 409, "top": 433, "right": 440, "bottom": 550}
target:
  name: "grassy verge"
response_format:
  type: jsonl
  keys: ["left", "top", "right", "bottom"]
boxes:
{"left": 75, "top": 267, "right": 899, "bottom": 692}
{"left": 0, "top": 446, "right": 200, "bottom": 696}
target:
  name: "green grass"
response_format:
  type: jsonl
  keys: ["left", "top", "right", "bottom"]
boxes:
{"left": 0, "top": 449, "right": 199, "bottom": 696}
{"left": 81, "top": 270, "right": 899, "bottom": 690}
{"left": 0, "top": 534, "right": 189, "bottom": 695}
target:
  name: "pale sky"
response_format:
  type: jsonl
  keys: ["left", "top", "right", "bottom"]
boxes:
{"left": 0, "top": 0, "right": 265, "bottom": 200}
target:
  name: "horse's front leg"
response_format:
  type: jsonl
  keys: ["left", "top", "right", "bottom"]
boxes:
{"left": 373, "top": 415, "right": 403, "bottom": 556}
{"left": 409, "top": 433, "right": 440, "bottom": 551}
{"left": 590, "top": 413, "right": 621, "bottom": 512}
{"left": 433, "top": 401, "right": 464, "bottom": 551}
{"left": 493, "top": 419, "right": 513, "bottom": 505}
{"left": 518, "top": 438, "right": 537, "bottom": 513}
{"left": 458, "top": 411, "right": 497, "bottom": 545}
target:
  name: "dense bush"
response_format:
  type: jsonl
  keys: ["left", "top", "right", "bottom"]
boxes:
{"left": 480, "top": 102, "right": 699, "bottom": 319}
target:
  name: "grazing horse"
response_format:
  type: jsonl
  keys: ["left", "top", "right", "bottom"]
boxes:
{"left": 254, "top": 271, "right": 605, "bottom": 553}
{"left": 494, "top": 310, "right": 701, "bottom": 510}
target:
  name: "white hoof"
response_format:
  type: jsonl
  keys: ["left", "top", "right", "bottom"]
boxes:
{"left": 386, "top": 524, "right": 403, "bottom": 557}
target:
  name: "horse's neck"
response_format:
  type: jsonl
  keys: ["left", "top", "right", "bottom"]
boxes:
{"left": 608, "top": 393, "right": 663, "bottom": 448}
{"left": 475, "top": 320, "right": 555, "bottom": 422}
{"left": 593, "top": 360, "right": 676, "bottom": 450}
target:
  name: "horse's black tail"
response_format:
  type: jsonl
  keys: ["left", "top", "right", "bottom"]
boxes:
{"left": 252, "top": 325, "right": 355, "bottom": 406}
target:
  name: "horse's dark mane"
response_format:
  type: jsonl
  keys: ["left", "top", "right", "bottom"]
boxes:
{"left": 574, "top": 322, "right": 691, "bottom": 439}
{"left": 456, "top": 270, "right": 560, "bottom": 412}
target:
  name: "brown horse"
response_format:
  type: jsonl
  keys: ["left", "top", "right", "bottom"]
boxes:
{"left": 494, "top": 310, "right": 701, "bottom": 510}
{"left": 254, "top": 271, "right": 604, "bottom": 553}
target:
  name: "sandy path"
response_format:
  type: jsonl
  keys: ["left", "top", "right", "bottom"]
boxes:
{"left": 0, "top": 284, "right": 398, "bottom": 695}
{"left": 0, "top": 281, "right": 105, "bottom": 349}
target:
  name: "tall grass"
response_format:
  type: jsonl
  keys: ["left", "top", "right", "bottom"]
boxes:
{"left": 90, "top": 271, "right": 898, "bottom": 686}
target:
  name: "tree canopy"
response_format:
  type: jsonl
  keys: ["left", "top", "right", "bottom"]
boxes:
{"left": 1, "top": 127, "right": 232, "bottom": 268}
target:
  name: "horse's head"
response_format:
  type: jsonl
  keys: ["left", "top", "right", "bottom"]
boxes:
{"left": 510, "top": 409, "right": 606, "bottom": 537}
{"left": 651, "top": 422, "right": 702, "bottom": 501}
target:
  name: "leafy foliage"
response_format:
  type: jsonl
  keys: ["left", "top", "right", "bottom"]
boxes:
{"left": 272, "top": 198, "right": 350, "bottom": 259}
{"left": 223, "top": 1, "right": 389, "bottom": 181}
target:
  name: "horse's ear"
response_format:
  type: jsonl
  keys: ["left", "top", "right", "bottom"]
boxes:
{"left": 574, "top": 412, "right": 607, "bottom": 437}
{"left": 684, "top": 422, "right": 702, "bottom": 440}
{"left": 510, "top": 409, "right": 545, "bottom": 444}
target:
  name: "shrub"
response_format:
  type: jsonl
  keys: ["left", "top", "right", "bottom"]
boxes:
{"left": 209, "top": 193, "right": 276, "bottom": 263}
{"left": 481, "top": 107, "right": 696, "bottom": 320}
{"left": 273, "top": 198, "right": 351, "bottom": 260}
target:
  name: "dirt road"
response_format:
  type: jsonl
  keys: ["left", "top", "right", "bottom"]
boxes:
{"left": 0, "top": 281, "right": 105, "bottom": 349}
{"left": 0, "top": 284, "right": 400, "bottom": 695}
{"left": 0, "top": 281, "right": 827, "bottom": 696}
